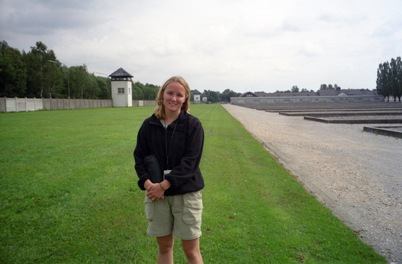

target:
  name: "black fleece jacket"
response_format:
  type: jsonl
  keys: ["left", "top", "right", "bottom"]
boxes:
{"left": 134, "top": 110, "right": 204, "bottom": 195}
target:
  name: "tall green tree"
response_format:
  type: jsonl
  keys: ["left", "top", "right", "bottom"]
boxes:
{"left": 46, "top": 60, "right": 67, "bottom": 98}
{"left": 132, "top": 81, "right": 160, "bottom": 100}
{"left": 46, "top": 61, "right": 75, "bottom": 98}
{"left": 96, "top": 76, "right": 111, "bottom": 99}
{"left": 291, "top": 85, "right": 299, "bottom": 92}
{"left": 69, "top": 65, "right": 89, "bottom": 99}
{"left": 390, "top": 57, "right": 402, "bottom": 101}
{"left": 376, "top": 57, "right": 402, "bottom": 102}
{"left": 397, "top": 57, "right": 402, "bottom": 101}
{"left": 319, "top": 84, "right": 328, "bottom": 90}
{"left": 202, "top": 90, "right": 221, "bottom": 103}
{"left": 0, "top": 41, "right": 27, "bottom": 97}
{"left": 142, "top": 83, "right": 159, "bottom": 100}
{"left": 221, "top": 89, "right": 241, "bottom": 102}
{"left": 83, "top": 74, "right": 100, "bottom": 99}
{"left": 377, "top": 62, "right": 389, "bottom": 101}
{"left": 319, "top": 84, "right": 337, "bottom": 90}
{"left": 24, "top": 41, "right": 59, "bottom": 98}
{"left": 132, "top": 81, "right": 145, "bottom": 100}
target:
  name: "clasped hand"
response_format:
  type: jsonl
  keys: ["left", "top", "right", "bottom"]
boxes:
{"left": 145, "top": 181, "right": 165, "bottom": 201}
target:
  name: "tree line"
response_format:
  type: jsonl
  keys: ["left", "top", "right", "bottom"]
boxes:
{"left": 0, "top": 41, "right": 111, "bottom": 99}
{"left": 0, "top": 40, "right": 241, "bottom": 102}
{"left": 376, "top": 57, "right": 402, "bottom": 102}
{"left": 132, "top": 82, "right": 240, "bottom": 103}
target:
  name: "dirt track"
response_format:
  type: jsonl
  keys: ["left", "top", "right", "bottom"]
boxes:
{"left": 223, "top": 104, "right": 402, "bottom": 264}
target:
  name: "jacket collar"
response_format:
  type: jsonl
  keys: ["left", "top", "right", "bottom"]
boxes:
{"left": 150, "top": 110, "right": 187, "bottom": 126}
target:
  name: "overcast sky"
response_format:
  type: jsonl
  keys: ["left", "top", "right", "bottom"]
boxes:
{"left": 1, "top": 0, "right": 401, "bottom": 93}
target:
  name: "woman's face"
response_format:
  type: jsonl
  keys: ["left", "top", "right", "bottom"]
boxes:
{"left": 163, "top": 81, "right": 186, "bottom": 115}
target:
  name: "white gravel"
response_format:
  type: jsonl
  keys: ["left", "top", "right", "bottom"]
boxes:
{"left": 223, "top": 104, "right": 402, "bottom": 264}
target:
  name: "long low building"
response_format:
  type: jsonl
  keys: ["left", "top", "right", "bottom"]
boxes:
{"left": 231, "top": 94, "right": 384, "bottom": 108}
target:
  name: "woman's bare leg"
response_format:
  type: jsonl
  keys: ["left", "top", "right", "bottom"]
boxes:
{"left": 182, "top": 238, "right": 203, "bottom": 264}
{"left": 157, "top": 234, "right": 174, "bottom": 264}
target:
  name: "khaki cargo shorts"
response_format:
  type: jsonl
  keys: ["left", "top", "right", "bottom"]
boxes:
{"left": 144, "top": 191, "right": 203, "bottom": 240}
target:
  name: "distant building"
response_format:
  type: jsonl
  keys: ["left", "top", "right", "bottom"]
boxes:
{"left": 240, "top": 91, "right": 258, "bottom": 97}
{"left": 192, "top": 89, "right": 202, "bottom": 104}
{"left": 109, "top": 67, "right": 133, "bottom": 107}
{"left": 231, "top": 88, "right": 382, "bottom": 106}
{"left": 248, "top": 89, "right": 377, "bottom": 97}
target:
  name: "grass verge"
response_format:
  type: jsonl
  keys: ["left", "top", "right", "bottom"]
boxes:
{"left": 0, "top": 105, "right": 386, "bottom": 263}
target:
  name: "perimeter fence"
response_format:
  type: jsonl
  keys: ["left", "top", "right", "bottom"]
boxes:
{"left": 0, "top": 97, "right": 156, "bottom": 112}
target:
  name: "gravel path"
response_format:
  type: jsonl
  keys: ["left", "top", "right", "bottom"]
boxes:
{"left": 223, "top": 104, "right": 402, "bottom": 263}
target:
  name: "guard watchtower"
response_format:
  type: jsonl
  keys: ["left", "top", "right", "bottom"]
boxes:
{"left": 109, "top": 67, "right": 133, "bottom": 107}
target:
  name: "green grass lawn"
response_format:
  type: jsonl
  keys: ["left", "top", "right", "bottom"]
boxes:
{"left": 0, "top": 105, "right": 386, "bottom": 263}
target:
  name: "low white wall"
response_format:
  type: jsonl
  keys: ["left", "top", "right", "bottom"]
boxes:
{"left": 2, "top": 97, "right": 43, "bottom": 112}
{"left": 0, "top": 97, "right": 112, "bottom": 112}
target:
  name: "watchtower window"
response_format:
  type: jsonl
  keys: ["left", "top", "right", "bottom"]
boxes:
{"left": 118, "top": 88, "right": 125, "bottom": 94}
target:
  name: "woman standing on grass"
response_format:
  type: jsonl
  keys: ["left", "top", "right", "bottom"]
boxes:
{"left": 134, "top": 76, "right": 205, "bottom": 264}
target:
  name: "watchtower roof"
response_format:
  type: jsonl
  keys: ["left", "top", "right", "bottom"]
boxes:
{"left": 109, "top": 67, "right": 133, "bottom": 78}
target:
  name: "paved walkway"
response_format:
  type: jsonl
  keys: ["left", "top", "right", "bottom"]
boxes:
{"left": 223, "top": 104, "right": 402, "bottom": 263}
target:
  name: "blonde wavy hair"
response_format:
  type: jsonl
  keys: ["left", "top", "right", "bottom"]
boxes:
{"left": 154, "top": 76, "right": 191, "bottom": 119}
